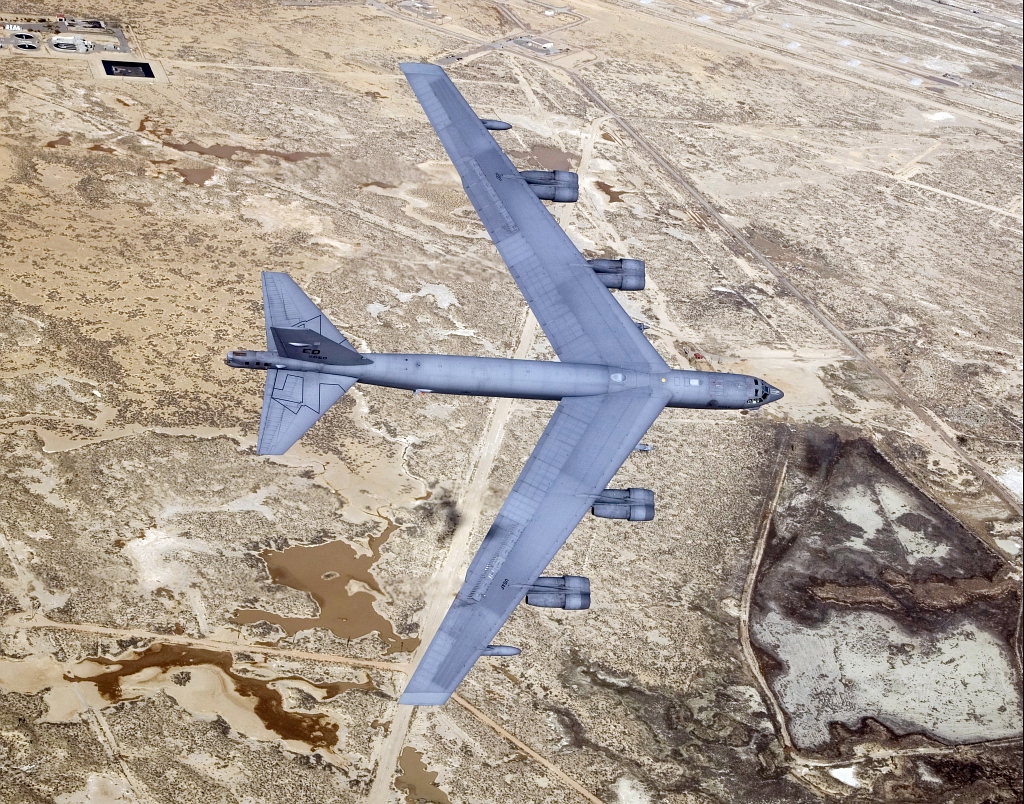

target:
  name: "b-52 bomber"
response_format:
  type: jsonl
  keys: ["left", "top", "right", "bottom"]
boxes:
{"left": 226, "top": 63, "right": 783, "bottom": 705}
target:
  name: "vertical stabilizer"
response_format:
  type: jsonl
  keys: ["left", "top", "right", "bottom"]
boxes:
{"left": 261, "top": 272, "right": 357, "bottom": 354}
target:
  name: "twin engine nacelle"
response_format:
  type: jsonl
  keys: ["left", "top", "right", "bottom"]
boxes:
{"left": 587, "top": 258, "right": 646, "bottom": 291}
{"left": 525, "top": 575, "right": 591, "bottom": 610}
{"left": 592, "top": 488, "right": 655, "bottom": 521}
{"left": 520, "top": 170, "right": 579, "bottom": 203}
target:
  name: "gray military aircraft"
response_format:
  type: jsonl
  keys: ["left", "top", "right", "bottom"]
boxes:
{"left": 226, "top": 63, "right": 783, "bottom": 705}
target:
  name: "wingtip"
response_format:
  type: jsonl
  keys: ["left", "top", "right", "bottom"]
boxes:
{"left": 398, "top": 691, "right": 451, "bottom": 706}
{"left": 399, "top": 62, "right": 446, "bottom": 76}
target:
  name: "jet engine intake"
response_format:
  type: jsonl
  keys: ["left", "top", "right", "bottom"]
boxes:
{"left": 520, "top": 170, "right": 579, "bottom": 203}
{"left": 592, "top": 488, "right": 655, "bottom": 521}
{"left": 525, "top": 575, "right": 590, "bottom": 610}
{"left": 587, "top": 258, "right": 646, "bottom": 291}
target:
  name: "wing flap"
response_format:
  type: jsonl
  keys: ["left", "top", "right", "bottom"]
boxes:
{"left": 400, "top": 388, "right": 668, "bottom": 704}
{"left": 461, "top": 157, "right": 519, "bottom": 242}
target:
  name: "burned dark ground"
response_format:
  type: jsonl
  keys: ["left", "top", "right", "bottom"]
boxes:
{"left": 751, "top": 427, "right": 1022, "bottom": 799}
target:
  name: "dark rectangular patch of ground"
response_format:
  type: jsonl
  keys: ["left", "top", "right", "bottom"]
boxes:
{"left": 101, "top": 60, "right": 154, "bottom": 78}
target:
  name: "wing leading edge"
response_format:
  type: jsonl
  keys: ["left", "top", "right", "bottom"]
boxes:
{"left": 401, "top": 63, "right": 668, "bottom": 374}
{"left": 400, "top": 387, "right": 668, "bottom": 705}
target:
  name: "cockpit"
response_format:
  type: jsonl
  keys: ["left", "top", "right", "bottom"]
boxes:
{"left": 749, "top": 378, "right": 783, "bottom": 407}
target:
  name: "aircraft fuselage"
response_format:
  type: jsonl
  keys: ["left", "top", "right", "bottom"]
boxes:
{"left": 225, "top": 351, "right": 783, "bottom": 410}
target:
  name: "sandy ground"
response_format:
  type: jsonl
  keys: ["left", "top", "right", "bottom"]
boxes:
{"left": 0, "top": 0, "right": 1020, "bottom": 802}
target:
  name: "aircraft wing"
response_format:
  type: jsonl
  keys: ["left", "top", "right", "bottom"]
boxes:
{"left": 401, "top": 63, "right": 668, "bottom": 373}
{"left": 400, "top": 387, "right": 668, "bottom": 705}
{"left": 257, "top": 370, "right": 356, "bottom": 455}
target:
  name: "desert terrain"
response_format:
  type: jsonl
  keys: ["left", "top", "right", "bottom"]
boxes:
{"left": 0, "top": 0, "right": 1020, "bottom": 801}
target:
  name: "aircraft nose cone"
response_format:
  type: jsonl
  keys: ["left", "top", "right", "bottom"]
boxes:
{"left": 767, "top": 385, "right": 784, "bottom": 402}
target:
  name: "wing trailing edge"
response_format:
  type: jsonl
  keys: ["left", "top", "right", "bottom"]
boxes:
{"left": 399, "top": 388, "right": 668, "bottom": 705}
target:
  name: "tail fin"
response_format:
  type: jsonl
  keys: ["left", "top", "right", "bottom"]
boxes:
{"left": 262, "top": 272, "right": 359, "bottom": 354}
{"left": 270, "top": 327, "right": 371, "bottom": 366}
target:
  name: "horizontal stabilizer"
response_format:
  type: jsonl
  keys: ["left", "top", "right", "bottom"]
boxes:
{"left": 262, "top": 272, "right": 357, "bottom": 354}
{"left": 257, "top": 369, "right": 356, "bottom": 454}
{"left": 271, "top": 327, "right": 372, "bottom": 366}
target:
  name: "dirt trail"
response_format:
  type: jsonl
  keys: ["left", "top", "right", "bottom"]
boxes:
{"left": 452, "top": 693, "right": 604, "bottom": 803}
{"left": 368, "top": 84, "right": 607, "bottom": 804}
{"left": 562, "top": 71, "right": 1023, "bottom": 521}
{"left": 366, "top": 312, "right": 539, "bottom": 803}
{"left": 3, "top": 614, "right": 408, "bottom": 672}
{"left": 738, "top": 441, "right": 792, "bottom": 750}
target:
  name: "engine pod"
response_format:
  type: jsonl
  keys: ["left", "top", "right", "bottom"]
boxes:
{"left": 525, "top": 575, "right": 591, "bottom": 610}
{"left": 592, "top": 488, "right": 655, "bottom": 521}
{"left": 520, "top": 170, "right": 579, "bottom": 203}
{"left": 587, "top": 258, "right": 646, "bottom": 291}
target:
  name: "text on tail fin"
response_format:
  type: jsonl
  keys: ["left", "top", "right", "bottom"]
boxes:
{"left": 270, "top": 327, "right": 372, "bottom": 366}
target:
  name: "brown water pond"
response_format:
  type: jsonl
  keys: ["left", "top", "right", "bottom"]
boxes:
{"left": 233, "top": 518, "right": 419, "bottom": 654}
{"left": 66, "top": 642, "right": 372, "bottom": 749}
